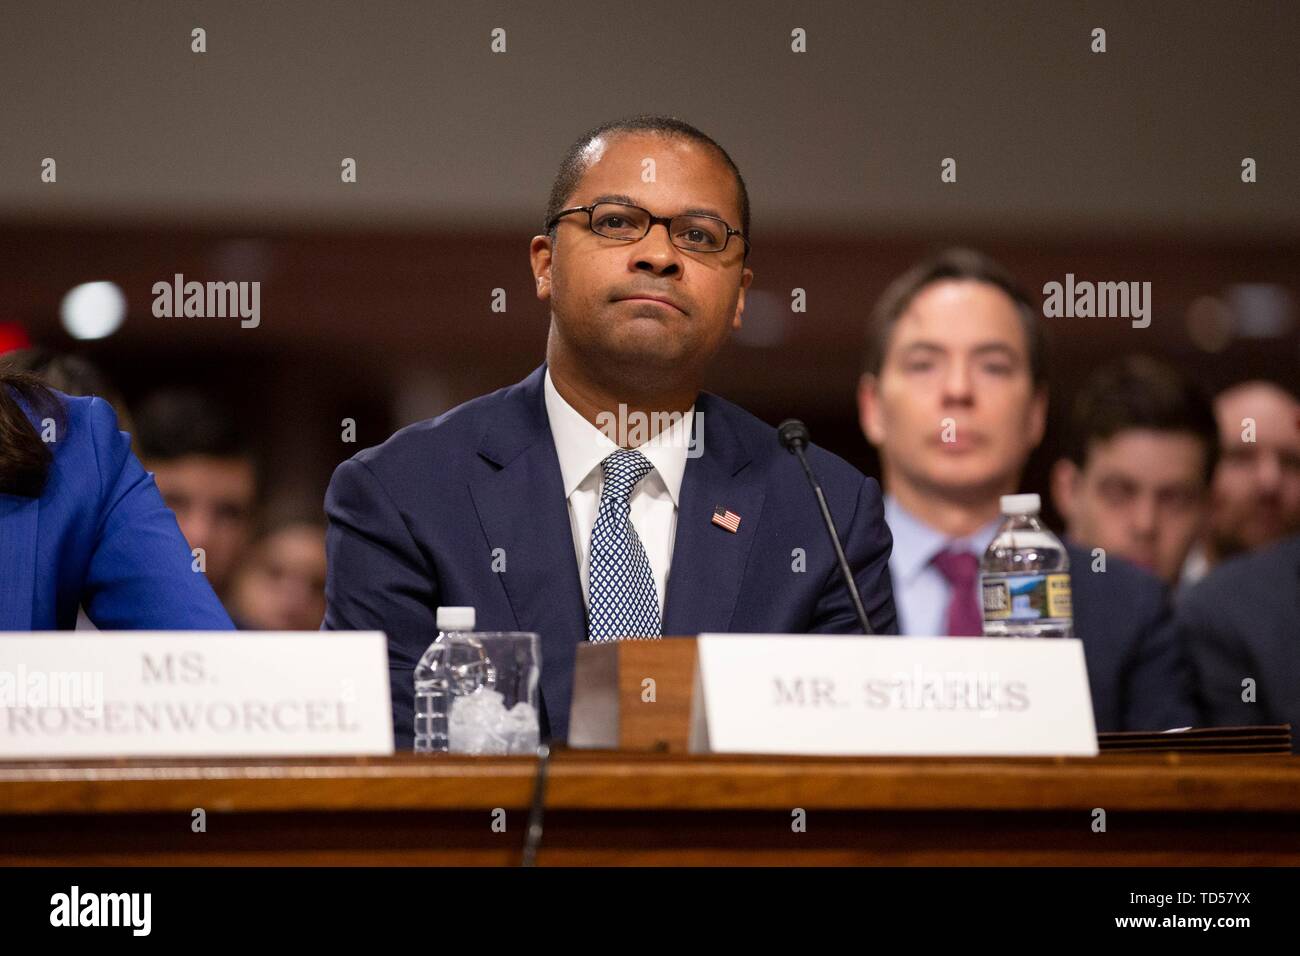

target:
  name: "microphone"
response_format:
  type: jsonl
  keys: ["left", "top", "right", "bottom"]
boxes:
{"left": 777, "top": 419, "right": 875, "bottom": 635}
{"left": 520, "top": 741, "right": 551, "bottom": 867}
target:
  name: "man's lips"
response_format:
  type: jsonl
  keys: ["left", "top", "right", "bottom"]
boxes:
{"left": 931, "top": 433, "right": 987, "bottom": 451}
{"left": 613, "top": 295, "right": 686, "bottom": 315}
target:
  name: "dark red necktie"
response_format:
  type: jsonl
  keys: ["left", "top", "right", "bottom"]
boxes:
{"left": 930, "top": 548, "right": 982, "bottom": 636}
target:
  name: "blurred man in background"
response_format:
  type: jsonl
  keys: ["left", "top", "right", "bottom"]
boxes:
{"left": 1178, "top": 381, "right": 1300, "bottom": 744}
{"left": 135, "top": 389, "right": 258, "bottom": 611}
{"left": 229, "top": 515, "right": 328, "bottom": 631}
{"left": 1051, "top": 355, "right": 1217, "bottom": 587}
{"left": 1201, "top": 380, "right": 1300, "bottom": 569}
{"left": 857, "top": 248, "right": 1197, "bottom": 731}
{"left": 1178, "top": 532, "right": 1300, "bottom": 748}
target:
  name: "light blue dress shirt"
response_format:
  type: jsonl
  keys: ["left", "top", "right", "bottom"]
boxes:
{"left": 884, "top": 495, "right": 1002, "bottom": 637}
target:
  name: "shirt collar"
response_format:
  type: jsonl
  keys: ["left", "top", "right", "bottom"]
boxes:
{"left": 543, "top": 368, "right": 691, "bottom": 506}
{"left": 884, "top": 495, "right": 1002, "bottom": 585}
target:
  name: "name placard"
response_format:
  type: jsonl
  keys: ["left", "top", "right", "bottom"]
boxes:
{"left": 0, "top": 632, "right": 394, "bottom": 758}
{"left": 689, "top": 635, "right": 1098, "bottom": 756}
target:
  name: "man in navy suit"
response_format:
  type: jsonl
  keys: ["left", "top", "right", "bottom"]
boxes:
{"left": 1178, "top": 534, "right": 1300, "bottom": 745}
{"left": 856, "top": 249, "right": 1197, "bottom": 732}
{"left": 325, "top": 116, "right": 897, "bottom": 747}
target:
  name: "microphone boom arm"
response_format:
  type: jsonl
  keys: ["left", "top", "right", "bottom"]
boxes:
{"left": 778, "top": 419, "right": 876, "bottom": 636}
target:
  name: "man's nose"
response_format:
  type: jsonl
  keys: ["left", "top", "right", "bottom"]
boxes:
{"left": 179, "top": 511, "right": 214, "bottom": 550}
{"left": 1253, "top": 451, "right": 1283, "bottom": 494}
{"left": 941, "top": 361, "right": 975, "bottom": 404}
{"left": 631, "top": 223, "right": 681, "bottom": 275}
{"left": 1131, "top": 494, "right": 1159, "bottom": 537}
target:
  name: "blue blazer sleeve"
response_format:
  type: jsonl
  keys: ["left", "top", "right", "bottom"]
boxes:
{"left": 808, "top": 473, "right": 899, "bottom": 636}
{"left": 78, "top": 397, "right": 235, "bottom": 630}
{"left": 323, "top": 455, "right": 438, "bottom": 747}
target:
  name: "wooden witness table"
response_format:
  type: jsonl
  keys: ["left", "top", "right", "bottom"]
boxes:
{"left": 2, "top": 751, "right": 1299, "bottom": 865}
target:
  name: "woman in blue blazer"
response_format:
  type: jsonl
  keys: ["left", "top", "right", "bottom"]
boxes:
{"left": 0, "top": 368, "right": 234, "bottom": 630}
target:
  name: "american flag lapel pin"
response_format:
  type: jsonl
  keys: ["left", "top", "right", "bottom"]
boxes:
{"left": 711, "top": 505, "right": 741, "bottom": 534}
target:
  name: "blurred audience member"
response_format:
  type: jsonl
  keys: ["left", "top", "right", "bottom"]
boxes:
{"left": 0, "top": 365, "right": 233, "bottom": 630}
{"left": 134, "top": 389, "right": 257, "bottom": 606}
{"left": 857, "top": 248, "right": 1197, "bottom": 731}
{"left": 1051, "top": 355, "right": 1216, "bottom": 587}
{"left": 229, "top": 515, "right": 327, "bottom": 631}
{"left": 1, "top": 348, "right": 137, "bottom": 441}
{"left": 1199, "top": 381, "right": 1300, "bottom": 572}
{"left": 1178, "top": 533, "right": 1300, "bottom": 749}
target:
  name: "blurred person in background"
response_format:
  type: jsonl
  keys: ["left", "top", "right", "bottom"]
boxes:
{"left": 1181, "top": 380, "right": 1300, "bottom": 586}
{"left": 134, "top": 389, "right": 258, "bottom": 609}
{"left": 1050, "top": 355, "right": 1217, "bottom": 588}
{"left": 1177, "top": 382, "right": 1300, "bottom": 745}
{"left": 1179, "top": 531, "right": 1300, "bottom": 748}
{"left": 856, "top": 248, "right": 1197, "bottom": 731}
{"left": 0, "top": 364, "right": 233, "bottom": 630}
{"left": 1, "top": 347, "right": 137, "bottom": 444}
{"left": 229, "top": 514, "right": 327, "bottom": 631}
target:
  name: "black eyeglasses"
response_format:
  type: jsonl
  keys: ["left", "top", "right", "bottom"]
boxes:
{"left": 545, "top": 201, "right": 749, "bottom": 256}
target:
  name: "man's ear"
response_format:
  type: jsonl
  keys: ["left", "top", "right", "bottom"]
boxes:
{"left": 1050, "top": 458, "right": 1081, "bottom": 529}
{"left": 858, "top": 372, "right": 886, "bottom": 445}
{"left": 529, "top": 235, "right": 554, "bottom": 302}
{"left": 732, "top": 266, "right": 753, "bottom": 330}
{"left": 1028, "top": 385, "right": 1049, "bottom": 449}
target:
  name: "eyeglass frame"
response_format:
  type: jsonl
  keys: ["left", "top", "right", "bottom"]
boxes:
{"left": 544, "top": 201, "right": 751, "bottom": 257}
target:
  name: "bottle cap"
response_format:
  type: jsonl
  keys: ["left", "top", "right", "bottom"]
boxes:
{"left": 436, "top": 606, "right": 476, "bottom": 631}
{"left": 1000, "top": 493, "right": 1041, "bottom": 515}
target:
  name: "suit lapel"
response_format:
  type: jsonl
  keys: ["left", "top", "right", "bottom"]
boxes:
{"left": 663, "top": 393, "right": 765, "bottom": 635}
{"left": 467, "top": 366, "right": 587, "bottom": 732}
{"left": 0, "top": 494, "right": 39, "bottom": 630}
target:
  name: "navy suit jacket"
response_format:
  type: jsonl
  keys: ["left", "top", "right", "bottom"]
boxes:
{"left": 1064, "top": 540, "right": 1198, "bottom": 732}
{"left": 325, "top": 364, "right": 898, "bottom": 747}
{"left": 1177, "top": 535, "right": 1300, "bottom": 746}
{"left": 0, "top": 392, "right": 234, "bottom": 631}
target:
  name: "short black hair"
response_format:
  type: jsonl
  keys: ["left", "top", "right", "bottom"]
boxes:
{"left": 134, "top": 389, "right": 251, "bottom": 463}
{"left": 864, "top": 247, "right": 1046, "bottom": 385}
{"left": 1065, "top": 355, "right": 1219, "bottom": 485}
{"left": 543, "top": 114, "right": 750, "bottom": 257}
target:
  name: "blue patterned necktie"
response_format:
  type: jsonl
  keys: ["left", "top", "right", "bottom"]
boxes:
{"left": 587, "top": 448, "right": 662, "bottom": 642}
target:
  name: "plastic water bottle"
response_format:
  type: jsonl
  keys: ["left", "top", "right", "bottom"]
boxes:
{"left": 979, "top": 494, "right": 1073, "bottom": 639}
{"left": 413, "top": 606, "right": 478, "bottom": 753}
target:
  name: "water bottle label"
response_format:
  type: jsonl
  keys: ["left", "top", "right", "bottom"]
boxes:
{"left": 981, "top": 572, "right": 1072, "bottom": 622}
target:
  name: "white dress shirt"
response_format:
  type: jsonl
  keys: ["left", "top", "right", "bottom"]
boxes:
{"left": 884, "top": 495, "right": 1001, "bottom": 637}
{"left": 542, "top": 369, "right": 692, "bottom": 618}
